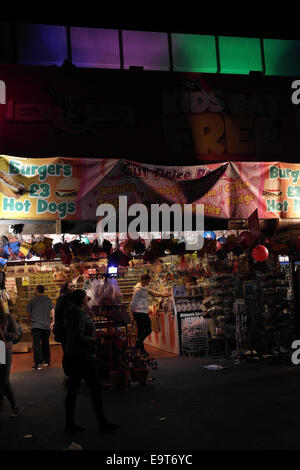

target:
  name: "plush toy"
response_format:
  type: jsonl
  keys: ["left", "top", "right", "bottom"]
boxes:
{"left": 59, "top": 244, "right": 73, "bottom": 265}
{"left": 0, "top": 236, "right": 9, "bottom": 248}
{"left": 44, "top": 248, "right": 57, "bottom": 260}
{"left": 123, "top": 239, "right": 136, "bottom": 255}
{"left": 69, "top": 240, "right": 82, "bottom": 257}
{"left": 3, "top": 242, "right": 21, "bottom": 259}
{"left": 133, "top": 239, "right": 146, "bottom": 255}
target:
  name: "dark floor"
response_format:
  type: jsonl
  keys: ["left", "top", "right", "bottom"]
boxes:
{"left": 1, "top": 346, "right": 300, "bottom": 454}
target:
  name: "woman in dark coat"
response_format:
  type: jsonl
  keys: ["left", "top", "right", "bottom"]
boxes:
{"left": 63, "top": 289, "right": 119, "bottom": 435}
{"left": 0, "top": 301, "right": 19, "bottom": 417}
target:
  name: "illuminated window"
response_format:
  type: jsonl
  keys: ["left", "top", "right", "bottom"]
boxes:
{"left": 264, "top": 39, "right": 300, "bottom": 76}
{"left": 219, "top": 36, "right": 263, "bottom": 74}
{"left": 16, "top": 23, "right": 68, "bottom": 66}
{"left": 70, "top": 27, "right": 120, "bottom": 69}
{"left": 172, "top": 34, "right": 217, "bottom": 73}
{"left": 123, "top": 30, "right": 169, "bottom": 71}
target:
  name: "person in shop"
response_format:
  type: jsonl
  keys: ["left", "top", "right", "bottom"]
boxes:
{"left": 26, "top": 285, "right": 55, "bottom": 370}
{"left": 131, "top": 273, "right": 167, "bottom": 356}
{"left": 63, "top": 288, "right": 119, "bottom": 435}
{"left": 53, "top": 281, "right": 75, "bottom": 351}
{"left": 0, "top": 302, "right": 20, "bottom": 417}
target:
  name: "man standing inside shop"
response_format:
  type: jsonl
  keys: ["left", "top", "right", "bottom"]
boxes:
{"left": 27, "top": 285, "right": 55, "bottom": 370}
{"left": 131, "top": 274, "right": 166, "bottom": 356}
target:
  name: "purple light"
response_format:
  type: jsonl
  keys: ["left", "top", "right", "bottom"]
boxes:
{"left": 16, "top": 23, "right": 68, "bottom": 66}
{"left": 70, "top": 27, "right": 120, "bottom": 69}
{"left": 123, "top": 30, "right": 169, "bottom": 71}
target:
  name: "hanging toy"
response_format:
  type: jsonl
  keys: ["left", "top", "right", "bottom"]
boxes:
{"left": 238, "top": 231, "right": 256, "bottom": 249}
{"left": 69, "top": 239, "right": 81, "bottom": 258}
{"left": 44, "top": 248, "right": 57, "bottom": 260}
{"left": 102, "top": 239, "right": 113, "bottom": 255}
{"left": 225, "top": 234, "right": 237, "bottom": 251}
{"left": 3, "top": 242, "right": 21, "bottom": 259}
{"left": 203, "top": 231, "right": 216, "bottom": 240}
{"left": 133, "top": 238, "right": 146, "bottom": 255}
{"left": 59, "top": 244, "right": 73, "bottom": 266}
{"left": 123, "top": 238, "right": 136, "bottom": 255}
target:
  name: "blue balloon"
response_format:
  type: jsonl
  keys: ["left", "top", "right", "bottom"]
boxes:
{"left": 217, "top": 236, "right": 227, "bottom": 244}
{"left": 204, "top": 231, "right": 216, "bottom": 240}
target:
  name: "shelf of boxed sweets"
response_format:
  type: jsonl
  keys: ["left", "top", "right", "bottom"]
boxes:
{"left": 6, "top": 267, "right": 73, "bottom": 335}
{"left": 118, "top": 277, "right": 139, "bottom": 304}
{"left": 117, "top": 262, "right": 146, "bottom": 304}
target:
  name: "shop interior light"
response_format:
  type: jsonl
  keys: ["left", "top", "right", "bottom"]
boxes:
{"left": 107, "top": 265, "right": 118, "bottom": 276}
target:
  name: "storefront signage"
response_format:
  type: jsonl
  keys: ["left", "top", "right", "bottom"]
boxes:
{"left": 0, "top": 65, "right": 297, "bottom": 164}
{"left": 2, "top": 156, "right": 300, "bottom": 221}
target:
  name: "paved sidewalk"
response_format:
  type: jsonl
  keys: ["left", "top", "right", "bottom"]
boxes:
{"left": 1, "top": 352, "right": 300, "bottom": 451}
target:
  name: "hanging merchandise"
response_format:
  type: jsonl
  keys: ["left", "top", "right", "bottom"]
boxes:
{"left": 98, "top": 277, "right": 122, "bottom": 305}
{"left": 204, "top": 231, "right": 216, "bottom": 240}
{"left": 0, "top": 236, "right": 9, "bottom": 249}
{"left": 216, "top": 241, "right": 222, "bottom": 251}
{"left": 3, "top": 242, "right": 21, "bottom": 259}
{"left": 19, "top": 242, "right": 32, "bottom": 258}
{"left": 32, "top": 240, "right": 47, "bottom": 258}
{"left": 91, "top": 239, "right": 102, "bottom": 258}
{"left": 102, "top": 239, "right": 113, "bottom": 255}
{"left": 123, "top": 239, "right": 136, "bottom": 255}
{"left": 60, "top": 244, "right": 73, "bottom": 265}
{"left": 239, "top": 231, "right": 256, "bottom": 249}
{"left": 225, "top": 235, "right": 238, "bottom": 251}
{"left": 0, "top": 269, "right": 5, "bottom": 290}
{"left": 69, "top": 239, "right": 81, "bottom": 257}
{"left": 0, "top": 258, "right": 7, "bottom": 267}
{"left": 133, "top": 238, "right": 146, "bottom": 255}
{"left": 44, "top": 248, "right": 57, "bottom": 260}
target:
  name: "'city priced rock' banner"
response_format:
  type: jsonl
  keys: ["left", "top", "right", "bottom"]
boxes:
{"left": 0, "top": 155, "right": 300, "bottom": 221}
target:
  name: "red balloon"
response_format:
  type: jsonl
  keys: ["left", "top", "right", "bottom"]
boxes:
{"left": 216, "top": 241, "right": 222, "bottom": 251}
{"left": 252, "top": 245, "right": 269, "bottom": 262}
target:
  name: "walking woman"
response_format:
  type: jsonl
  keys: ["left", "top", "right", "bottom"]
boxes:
{"left": 63, "top": 289, "right": 119, "bottom": 435}
{"left": 0, "top": 301, "right": 20, "bottom": 417}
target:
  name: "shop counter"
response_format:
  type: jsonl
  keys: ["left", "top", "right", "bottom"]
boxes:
{"left": 145, "top": 312, "right": 180, "bottom": 355}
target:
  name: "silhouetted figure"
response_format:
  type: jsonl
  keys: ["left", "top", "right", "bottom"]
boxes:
{"left": 0, "top": 302, "right": 19, "bottom": 417}
{"left": 53, "top": 281, "right": 75, "bottom": 351}
{"left": 63, "top": 289, "right": 119, "bottom": 435}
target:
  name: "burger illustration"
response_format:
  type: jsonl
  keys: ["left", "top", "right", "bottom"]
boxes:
{"left": 0, "top": 170, "right": 25, "bottom": 197}
{"left": 262, "top": 178, "right": 282, "bottom": 198}
{"left": 55, "top": 177, "right": 80, "bottom": 201}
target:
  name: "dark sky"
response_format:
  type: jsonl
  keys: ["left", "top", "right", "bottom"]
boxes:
{"left": 0, "top": 10, "right": 297, "bottom": 40}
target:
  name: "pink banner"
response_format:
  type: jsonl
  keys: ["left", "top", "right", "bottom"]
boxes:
{"left": 1, "top": 155, "right": 300, "bottom": 220}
